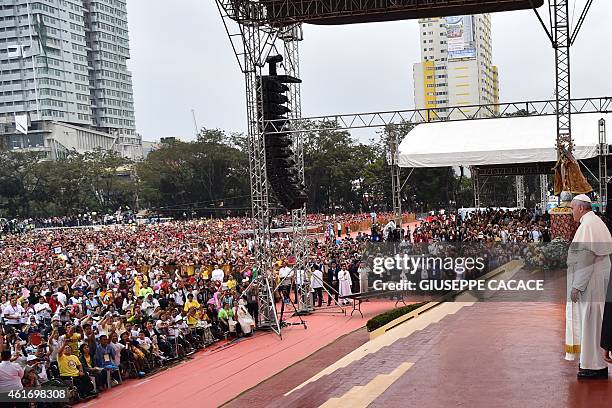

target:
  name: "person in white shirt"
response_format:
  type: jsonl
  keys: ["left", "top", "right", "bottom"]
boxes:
{"left": 3, "top": 298, "right": 25, "bottom": 331}
{"left": 83, "top": 292, "right": 100, "bottom": 315}
{"left": 137, "top": 332, "right": 153, "bottom": 352}
{"left": 278, "top": 263, "right": 293, "bottom": 305}
{"left": 310, "top": 266, "right": 324, "bottom": 307}
{"left": 357, "top": 261, "right": 371, "bottom": 293}
{"left": 106, "top": 270, "right": 123, "bottom": 286}
{"left": 500, "top": 229, "right": 509, "bottom": 244}
{"left": 19, "top": 300, "right": 31, "bottom": 325}
{"left": 109, "top": 333, "right": 125, "bottom": 366}
{"left": 34, "top": 297, "right": 52, "bottom": 325}
{"left": 55, "top": 290, "right": 67, "bottom": 308}
{"left": 383, "top": 220, "right": 396, "bottom": 241}
{"left": 68, "top": 290, "right": 82, "bottom": 307}
{"left": 141, "top": 294, "right": 159, "bottom": 316}
{"left": 172, "top": 287, "right": 185, "bottom": 307}
{"left": 0, "top": 349, "right": 24, "bottom": 392}
{"left": 278, "top": 264, "right": 293, "bottom": 285}
{"left": 211, "top": 266, "right": 225, "bottom": 282}
{"left": 531, "top": 227, "right": 542, "bottom": 243}
{"left": 122, "top": 293, "right": 136, "bottom": 313}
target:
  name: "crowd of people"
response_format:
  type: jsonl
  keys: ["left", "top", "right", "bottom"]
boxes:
{"left": 411, "top": 208, "right": 551, "bottom": 244}
{"left": 1, "top": 211, "right": 138, "bottom": 234}
{"left": 0, "top": 211, "right": 402, "bottom": 404}
{"left": 0, "top": 206, "right": 574, "bottom": 404}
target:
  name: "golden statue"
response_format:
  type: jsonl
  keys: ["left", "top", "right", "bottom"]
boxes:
{"left": 553, "top": 146, "right": 593, "bottom": 197}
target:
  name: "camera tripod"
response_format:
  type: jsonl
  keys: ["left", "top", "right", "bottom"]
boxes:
{"left": 277, "top": 282, "right": 307, "bottom": 330}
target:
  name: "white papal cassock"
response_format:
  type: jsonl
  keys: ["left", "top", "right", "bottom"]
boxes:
{"left": 565, "top": 211, "right": 612, "bottom": 370}
{"left": 338, "top": 269, "right": 352, "bottom": 297}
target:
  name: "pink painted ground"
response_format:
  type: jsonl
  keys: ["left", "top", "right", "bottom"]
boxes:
{"left": 78, "top": 300, "right": 398, "bottom": 408}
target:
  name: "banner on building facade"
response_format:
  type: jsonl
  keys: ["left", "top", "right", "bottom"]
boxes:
{"left": 446, "top": 16, "right": 476, "bottom": 59}
{"left": 15, "top": 114, "right": 29, "bottom": 135}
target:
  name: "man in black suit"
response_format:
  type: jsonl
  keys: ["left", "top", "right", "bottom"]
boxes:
{"left": 348, "top": 257, "right": 360, "bottom": 294}
{"left": 327, "top": 260, "right": 339, "bottom": 306}
{"left": 602, "top": 276, "right": 612, "bottom": 364}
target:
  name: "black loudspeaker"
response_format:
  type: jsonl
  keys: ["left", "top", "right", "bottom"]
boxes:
{"left": 259, "top": 73, "right": 307, "bottom": 210}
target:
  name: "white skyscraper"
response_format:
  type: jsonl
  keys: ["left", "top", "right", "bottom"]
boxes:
{"left": 413, "top": 14, "right": 499, "bottom": 120}
{"left": 0, "top": 0, "right": 141, "bottom": 159}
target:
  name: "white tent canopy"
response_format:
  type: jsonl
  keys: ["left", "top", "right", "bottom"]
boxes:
{"left": 398, "top": 113, "right": 610, "bottom": 168}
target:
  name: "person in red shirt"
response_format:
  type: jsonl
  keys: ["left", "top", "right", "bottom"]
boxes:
{"left": 49, "top": 293, "right": 61, "bottom": 314}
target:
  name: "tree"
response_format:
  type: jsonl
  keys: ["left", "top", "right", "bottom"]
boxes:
{"left": 0, "top": 149, "right": 136, "bottom": 218}
{"left": 0, "top": 151, "right": 45, "bottom": 217}
{"left": 303, "top": 121, "right": 377, "bottom": 213}
{"left": 136, "top": 128, "right": 250, "bottom": 217}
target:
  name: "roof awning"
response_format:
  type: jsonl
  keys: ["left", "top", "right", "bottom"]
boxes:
{"left": 398, "top": 113, "right": 608, "bottom": 168}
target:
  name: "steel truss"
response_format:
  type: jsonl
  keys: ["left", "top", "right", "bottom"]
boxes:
{"left": 281, "top": 25, "right": 314, "bottom": 314}
{"left": 599, "top": 119, "right": 608, "bottom": 212}
{"left": 516, "top": 176, "right": 525, "bottom": 208}
{"left": 217, "top": 1, "right": 313, "bottom": 335}
{"left": 477, "top": 164, "right": 555, "bottom": 177}
{"left": 530, "top": 0, "right": 595, "bottom": 175}
{"left": 217, "top": 0, "right": 281, "bottom": 335}
{"left": 385, "top": 127, "right": 402, "bottom": 228}
{"left": 263, "top": 97, "right": 612, "bottom": 134}
{"left": 225, "top": 0, "right": 542, "bottom": 26}
{"left": 540, "top": 174, "right": 548, "bottom": 212}
{"left": 471, "top": 167, "right": 481, "bottom": 209}
{"left": 551, "top": 0, "right": 572, "bottom": 156}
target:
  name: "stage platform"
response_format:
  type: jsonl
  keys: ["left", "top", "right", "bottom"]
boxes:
{"left": 228, "top": 268, "right": 611, "bottom": 408}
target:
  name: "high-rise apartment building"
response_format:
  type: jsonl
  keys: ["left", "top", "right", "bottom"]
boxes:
{"left": 413, "top": 14, "right": 499, "bottom": 120}
{"left": 0, "top": 0, "right": 140, "bottom": 159}
{"left": 84, "top": 0, "right": 135, "bottom": 133}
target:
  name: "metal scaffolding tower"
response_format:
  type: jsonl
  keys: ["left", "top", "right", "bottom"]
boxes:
{"left": 552, "top": 0, "right": 572, "bottom": 156}
{"left": 532, "top": 0, "right": 594, "bottom": 166}
{"left": 386, "top": 127, "right": 403, "bottom": 228}
{"left": 599, "top": 118, "right": 608, "bottom": 213}
{"left": 217, "top": 0, "right": 286, "bottom": 335}
{"left": 540, "top": 174, "right": 549, "bottom": 212}
{"left": 472, "top": 167, "right": 481, "bottom": 209}
{"left": 281, "top": 25, "right": 313, "bottom": 313}
{"left": 516, "top": 176, "right": 525, "bottom": 208}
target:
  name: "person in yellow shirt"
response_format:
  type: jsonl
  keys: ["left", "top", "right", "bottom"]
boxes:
{"left": 60, "top": 325, "right": 82, "bottom": 357}
{"left": 186, "top": 264, "right": 195, "bottom": 277}
{"left": 57, "top": 342, "right": 97, "bottom": 398}
{"left": 226, "top": 276, "right": 237, "bottom": 290}
{"left": 186, "top": 307, "right": 199, "bottom": 327}
{"left": 133, "top": 275, "right": 142, "bottom": 295}
{"left": 183, "top": 293, "right": 200, "bottom": 312}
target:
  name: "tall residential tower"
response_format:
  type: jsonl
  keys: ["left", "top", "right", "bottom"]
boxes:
{"left": 0, "top": 0, "right": 141, "bottom": 159}
{"left": 413, "top": 14, "right": 499, "bottom": 120}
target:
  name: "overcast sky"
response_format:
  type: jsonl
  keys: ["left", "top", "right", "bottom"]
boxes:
{"left": 125, "top": 1, "right": 610, "bottom": 142}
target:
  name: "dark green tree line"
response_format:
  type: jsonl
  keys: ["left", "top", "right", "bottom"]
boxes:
{"left": 0, "top": 123, "right": 479, "bottom": 219}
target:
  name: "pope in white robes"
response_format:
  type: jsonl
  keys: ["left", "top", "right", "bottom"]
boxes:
{"left": 338, "top": 268, "right": 352, "bottom": 304}
{"left": 565, "top": 194, "right": 612, "bottom": 378}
